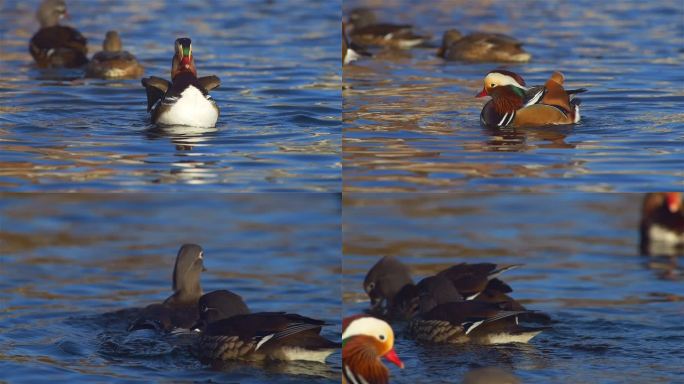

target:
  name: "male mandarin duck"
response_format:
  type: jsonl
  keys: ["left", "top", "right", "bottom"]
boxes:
{"left": 128, "top": 244, "right": 206, "bottom": 332}
{"left": 193, "top": 290, "right": 339, "bottom": 363}
{"left": 141, "top": 38, "right": 220, "bottom": 127}
{"left": 477, "top": 69, "right": 587, "bottom": 128}
{"left": 347, "top": 8, "right": 428, "bottom": 49}
{"left": 85, "top": 31, "right": 144, "bottom": 79}
{"left": 407, "top": 286, "right": 546, "bottom": 345}
{"left": 343, "top": 22, "right": 371, "bottom": 65}
{"left": 342, "top": 315, "right": 404, "bottom": 384}
{"left": 29, "top": 0, "right": 88, "bottom": 68}
{"left": 437, "top": 29, "right": 531, "bottom": 62}
{"left": 640, "top": 192, "right": 684, "bottom": 255}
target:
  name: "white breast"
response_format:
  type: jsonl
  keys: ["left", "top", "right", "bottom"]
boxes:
{"left": 157, "top": 86, "right": 219, "bottom": 128}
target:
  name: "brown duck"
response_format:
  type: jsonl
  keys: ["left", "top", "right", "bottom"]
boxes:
{"left": 85, "top": 31, "right": 144, "bottom": 79}
{"left": 437, "top": 29, "right": 531, "bottom": 62}
{"left": 29, "top": 0, "right": 88, "bottom": 68}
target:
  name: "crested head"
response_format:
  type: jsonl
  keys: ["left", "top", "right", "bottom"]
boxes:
{"left": 442, "top": 29, "right": 463, "bottom": 46}
{"left": 36, "top": 0, "right": 67, "bottom": 28}
{"left": 171, "top": 243, "right": 204, "bottom": 298}
{"left": 196, "top": 290, "right": 250, "bottom": 328}
{"left": 171, "top": 37, "right": 196, "bottom": 78}
{"left": 343, "top": 315, "right": 404, "bottom": 369}
{"left": 476, "top": 69, "right": 527, "bottom": 98}
{"left": 103, "top": 31, "right": 122, "bottom": 52}
{"left": 364, "top": 256, "right": 413, "bottom": 310}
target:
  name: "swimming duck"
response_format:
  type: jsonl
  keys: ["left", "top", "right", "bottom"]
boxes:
{"left": 194, "top": 290, "right": 339, "bottom": 363}
{"left": 141, "top": 38, "right": 220, "bottom": 127}
{"left": 29, "top": 0, "right": 88, "bottom": 68}
{"left": 128, "top": 244, "right": 205, "bottom": 332}
{"left": 640, "top": 192, "right": 684, "bottom": 255}
{"left": 342, "top": 315, "right": 404, "bottom": 384}
{"left": 407, "top": 298, "right": 545, "bottom": 344}
{"left": 477, "top": 69, "right": 587, "bottom": 128}
{"left": 364, "top": 256, "right": 528, "bottom": 320}
{"left": 343, "top": 22, "right": 370, "bottom": 65}
{"left": 347, "top": 8, "right": 428, "bottom": 49}
{"left": 437, "top": 29, "right": 531, "bottom": 62}
{"left": 85, "top": 31, "right": 144, "bottom": 79}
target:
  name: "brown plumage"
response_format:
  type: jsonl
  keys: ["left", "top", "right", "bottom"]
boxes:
{"left": 85, "top": 31, "right": 144, "bottom": 79}
{"left": 347, "top": 8, "right": 428, "bottom": 49}
{"left": 640, "top": 192, "right": 684, "bottom": 255}
{"left": 437, "top": 29, "right": 531, "bottom": 62}
{"left": 29, "top": 0, "right": 88, "bottom": 68}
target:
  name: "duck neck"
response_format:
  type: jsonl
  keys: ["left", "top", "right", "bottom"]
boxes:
{"left": 343, "top": 337, "right": 389, "bottom": 384}
{"left": 491, "top": 86, "right": 525, "bottom": 115}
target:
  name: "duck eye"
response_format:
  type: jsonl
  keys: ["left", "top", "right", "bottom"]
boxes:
{"left": 378, "top": 334, "right": 386, "bottom": 341}
{"left": 367, "top": 282, "right": 375, "bottom": 291}
{"left": 490, "top": 83, "right": 496, "bottom": 87}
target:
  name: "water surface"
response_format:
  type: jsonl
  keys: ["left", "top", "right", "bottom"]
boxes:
{"left": 343, "top": 193, "right": 683, "bottom": 383}
{"left": 343, "top": 0, "right": 684, "bottom": 192}
{"left": 0, "top": 0, "right": 341, "bottom": 192}
{"left": 0, "top": 193, "right": 341, "bottom": 383}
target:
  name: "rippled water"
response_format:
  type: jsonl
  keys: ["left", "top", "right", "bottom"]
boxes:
{"left": 343, "top": 0, "right": 684, "bottom": 192}
{"left": 342, "top": 193, "right": 684, "bottom": 383}
{"left": 0, "top": 194, "right": 341, "bottom": 383}
{"left": 0, "top": 0, "right": 340, "bottom": 192}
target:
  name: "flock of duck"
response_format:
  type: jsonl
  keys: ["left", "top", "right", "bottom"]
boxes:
{"left": 342, "top": 8, "right": 587, "bottom": 129}
{"left": 28, "top": 0, "right": 219, "bottom": 127}
{"left": 343, "top": 192, "right": 683, "bottom": 384}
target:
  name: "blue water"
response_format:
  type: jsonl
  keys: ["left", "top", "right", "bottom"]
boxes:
{"left": 0, "top": 0, "right": 341, "bottom": 192}
{"left": 343, "top": 193, "right": 684, "bottom": 383}
{"left": 343, "top": 0, "right": 684, "bottom": 192}
{"left": 0, "top": 193, "right": 341, "bottom": 383}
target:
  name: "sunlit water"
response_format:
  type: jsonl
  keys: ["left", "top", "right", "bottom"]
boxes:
{"left": 343, "top": 0, "right": 684, "bottom": 192}
{"left": 342, "top": 193, "right": 684, "bottom": 383}
{"left": 0, "top": 194, "right": 341, "bottom": 383}
{"left": 0, "top": 0, "right": 341, "bottom": 192}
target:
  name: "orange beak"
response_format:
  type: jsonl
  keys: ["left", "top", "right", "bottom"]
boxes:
{"left": 475, "top": 88, "right": 488, "bottom": 98}
{"left": 383, "top": 348, "right": 404, "bottom": 369}
{"left": 665, "top": 192, "right": 681, "bottom": 213}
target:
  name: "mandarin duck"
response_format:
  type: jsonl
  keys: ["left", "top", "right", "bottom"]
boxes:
{"left": 85, "top": 31, "right": 144, "bottom": 79}
{"left": 29, "top": 0, "right": 88, "bottom": 68}
{"left": 347, "top": 8, "right": 428, "bottom": 49}
{"left": 141, "top": 38, "right": 220, "bottom": 127}
{"left": 343, "top": 22, "right": 371, "bottom": 65}
{"left": 477, "top": 69, "right": 587, "bottom": 128}
{"left": 194, "top": 290, "right": 339, "bottom": 363}
{"left": 407, "top": 295, "right": 546, "bottom": 345}
{"left": 128, "top": 244, "right": 205, "bottom": 332}
{"left": 640, "top": 192, "right": 684, "bottom": 255}
{"left": 364, "top": 256, "right": 531, "bottom": 321}
{"left": 342, "top": 315, "right": 404, "bottom": 384}
{"left": 437, "top": 29, "right": 531, "bottom": 62}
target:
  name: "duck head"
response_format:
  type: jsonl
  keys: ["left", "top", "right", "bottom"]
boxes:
{"left": 171, "top": 243, "right": 205, "bottom": 301}
{"left": 476, "top": 69, "right": 527, "bottom": 98}
{"left": 37, "top": 0, "right": 67, "bottom": 28}
{"left": 192, "top": 290, "right": 250, "bottom": 331}
{"left": 364, "top": 256, "right": 414, "bottom": 312}
{"left": 172, "top": 37, "right": 197, "bottom": 78}
{"left": 665, "top": 192, "right": 682, "bottom": 213}
{"left": 103, "top": 31, "right": 122, "bottom": 52}
{"left": 437, "top": 29, "right": 463, "bottom": 57}
{"left": 342, "top": 315, "right": 403, "bottom": 383}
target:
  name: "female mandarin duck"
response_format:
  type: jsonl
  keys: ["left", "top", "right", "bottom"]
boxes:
{"left": 342, "top": 315, "right": 404, "bottom": 384}
{"left": 347, "top": 8, "right": 428, "bottom": 49}
{"left": 476, "top": 69, "right": 587, "bottom": 128}
{"left": 141, "top": 38, "right": 220, "bottom": 127}
{"left": 85, "top": 31, "right": 144, "bottom": 79}
{"left": 437, "top": 29, "right": 531, "bottom": 62}
{"left": 29, "top": 0, "right": 88, "bottom": 68}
